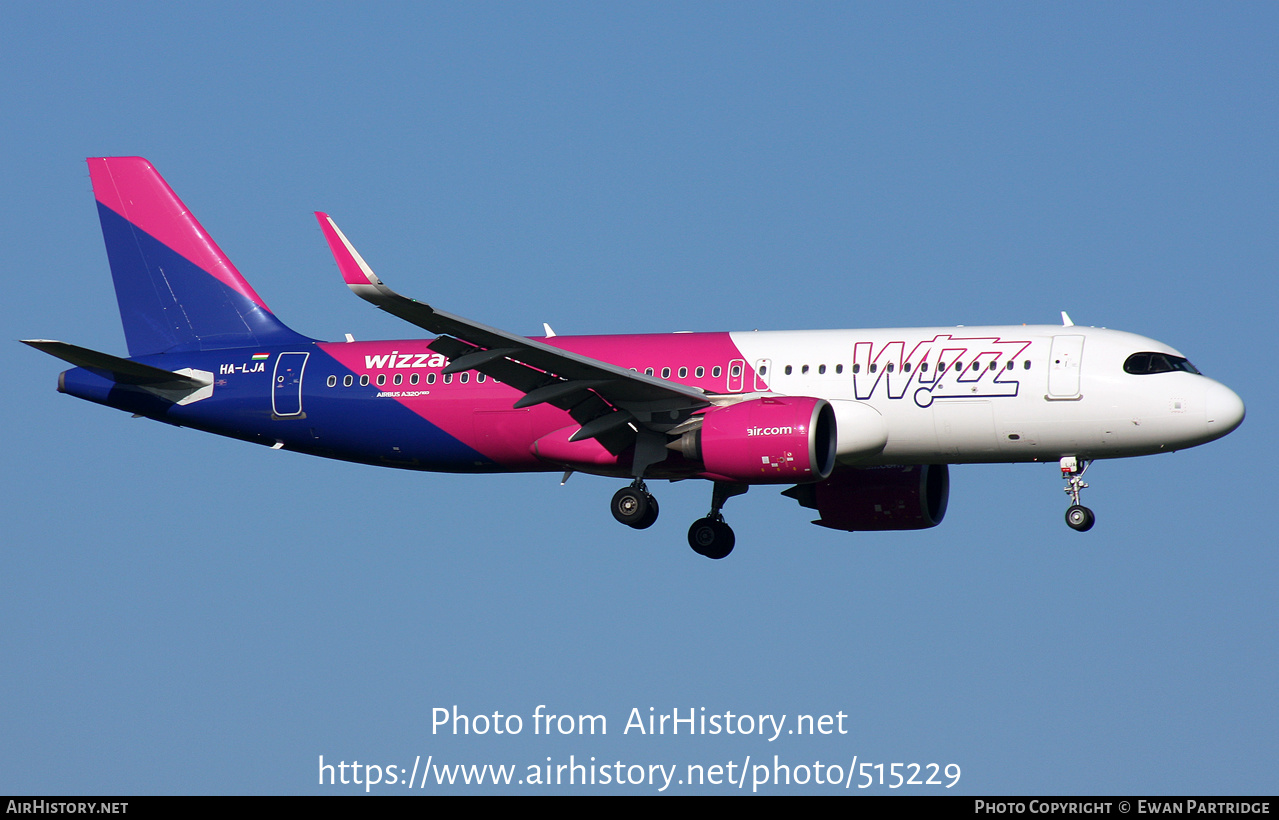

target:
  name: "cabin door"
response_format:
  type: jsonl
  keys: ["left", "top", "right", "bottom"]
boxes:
{"left": 1047, "top": 336, "right": 1084, "bottom": 399}
{"left": 272, "top": 352, "right": 309, "bottom": 417}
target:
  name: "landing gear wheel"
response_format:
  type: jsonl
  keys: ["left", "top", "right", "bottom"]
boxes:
{"left": 688, "top": 517, "right": 735, "bottom": 559}
{"left": 1065, "top": 504, "right": 1095, "bottom": 532}
{"left": 611, "top": 486, "right": 655, "bottom": 528}
{"left": 634, "top": 495, "right": 659, "bottom": 530}
{"left": 1060, "top": 458, "right": 1096, "bottom": 532}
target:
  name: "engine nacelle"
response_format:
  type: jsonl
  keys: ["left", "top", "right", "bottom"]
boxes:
{"left": 827, "top": 399, "right": 889, "bottom": 460}
{"left": 783, "top": 464, "right": 949, "bottom": 531}
{"left": 680, "top": 396, "right": 837, "bottom": 484}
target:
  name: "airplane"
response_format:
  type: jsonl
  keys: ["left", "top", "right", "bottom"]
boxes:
{"left": 24, "top": 157, "right": 1246, "bottom": 559}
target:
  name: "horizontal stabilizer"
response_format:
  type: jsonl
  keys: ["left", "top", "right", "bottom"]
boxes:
{"left": 21, "top": 340, "right": 208, "bottom": 387}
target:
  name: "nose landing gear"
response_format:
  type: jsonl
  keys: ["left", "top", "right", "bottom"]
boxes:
{"left": 1060, "top": 457, "right": 1095, "bottom": 532}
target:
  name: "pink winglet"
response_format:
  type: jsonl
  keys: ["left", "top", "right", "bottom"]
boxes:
{"left": 315, "top": 212, "right": 379, "bottom": 287}
{"left": 87, "top": 157, "right": 272, "bottom": 310}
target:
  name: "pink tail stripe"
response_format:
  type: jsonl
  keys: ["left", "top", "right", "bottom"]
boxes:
{"left": 88, "top": 157, "right": 272, "bottom": 311}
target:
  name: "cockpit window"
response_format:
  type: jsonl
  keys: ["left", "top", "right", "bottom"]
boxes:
{"left": 1123, "top": 352, "right": 1201, "bottom": 375}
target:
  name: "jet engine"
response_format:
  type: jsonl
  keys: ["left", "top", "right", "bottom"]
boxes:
{"left": 669, "top": 396, "right": 837, "bottom": 484}
{"left": 783, "top": 464, "right": 949, "bottom": 531}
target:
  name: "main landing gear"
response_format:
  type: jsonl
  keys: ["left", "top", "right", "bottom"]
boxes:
{"left": 1060, "top": 456, "right": 1095, "bottom": 532}
{"left": 610, "top": 480, "right": 747, "bottom": 559}
{"left": 688, "top": 483, "right": 748, "bottom": 560}
{"left": 611, "top": 480, "right": 659, "bottom": 530}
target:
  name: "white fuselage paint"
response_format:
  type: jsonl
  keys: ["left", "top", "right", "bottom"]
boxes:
{"left": 727, "top": 325, "right": 1243, "bottom": 465}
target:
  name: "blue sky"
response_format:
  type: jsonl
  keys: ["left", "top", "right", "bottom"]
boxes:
{"left": 2, "top": 3, "right": 1275, "bottom": 795}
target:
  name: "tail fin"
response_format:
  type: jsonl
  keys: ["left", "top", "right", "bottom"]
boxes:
{"left": 88, "top": 157, "right": 310, "bottom": 356}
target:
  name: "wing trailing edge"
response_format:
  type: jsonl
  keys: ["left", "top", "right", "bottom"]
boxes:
{"left": 314, "top": 213, "right": 712, "bottom": 453}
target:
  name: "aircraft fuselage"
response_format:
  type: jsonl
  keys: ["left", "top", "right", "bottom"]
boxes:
{"left": 58, "top": 325, "right": 1241, "bottom": 473}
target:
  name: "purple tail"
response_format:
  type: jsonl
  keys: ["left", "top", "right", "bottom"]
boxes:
{"left": 89, "top": 157, "right": 310, "bottom": 356}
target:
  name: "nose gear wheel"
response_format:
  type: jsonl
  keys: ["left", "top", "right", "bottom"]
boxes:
{"left": 1060, "top": 457, "right": 1095, "bottom": 532}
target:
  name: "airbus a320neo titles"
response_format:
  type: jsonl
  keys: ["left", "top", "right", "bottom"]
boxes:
{"left": 25, "top": 158, "right": 1246, "bottom": 558}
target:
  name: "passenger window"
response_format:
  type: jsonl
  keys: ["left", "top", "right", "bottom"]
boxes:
{"left": 410, "top": 373, "right": 419, "bottom": 385}
{"left": 818, "top": 364, "right": 826, "bottom": 374}
{"left": 460, "top": 373, "right": 469, "bottom": 384}
{"left": 477, "top": 374, "right": 486, "bottom": 383}
{"left": 836, "top": 364, "right": 843, "bottom": 374}
{"left": 712, "top": 366, "right": 722, "bottom": 378}
{"left": 852, "top": 364, "right": 860, "bottom": 374}
{"left": 393, "top": 373, "right": 402, "bottom": 385}
{"left": 661, "top": 367, "right": 671, "bottom": 379}
{"left": 731, "top": 365, "right": 741, "bottom": 377}
{"left": 678, "top": 367, "right": 688, "bottom": 379}
{"left": 785, "top": 365, "right": 793, "bottom": 375}
{"left": 696, "top": 366, "right": 705, "bottom": 378}
{"left": 645, "top": 368, "right": 654, "bottom": 376}
{"left": 1024, "top": 360, "right": 1031, "bottom": 370}
{"left": 376, "top": 374, "right": 386, "bottom": 386}
{"left": 326, "top": 375, "right": 337, "bottom": 387}
{"left": 360, "top": 375, "right": 370, "bottom": 386}
{"left": 427, "top": 373, "right": 436, "bottom": 384}
{"left": 343, "top": 374, "right": 353, "bottom": 387}
{"left": 801, "top": 364, "right": 809, "bottom": 374}
{"left": 870, "top": 364, "right": 877, "bottom": 373}
{"left": 443, "top": 373, "right": 452, "bottom": 384}
{"left": 887, "top": 363, "right": 894, "bottom": 373}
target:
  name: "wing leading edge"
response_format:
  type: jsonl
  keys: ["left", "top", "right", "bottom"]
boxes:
{"left": 314, "top": 213, "right": 712, "bottom": 454}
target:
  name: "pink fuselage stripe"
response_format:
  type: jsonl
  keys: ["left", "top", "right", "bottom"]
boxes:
{"left": 87, "top": 157, "right": 272, "bottom": 311}
{"left": 317, "top": 332, "right": 756, "bottom": 465}
{"left": 542, "top": 333, "right": 757, "bottom": 391}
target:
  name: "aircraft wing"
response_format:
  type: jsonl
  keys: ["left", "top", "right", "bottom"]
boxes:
{"left": 315, "top": 213, "right": 711, "bottom": 453}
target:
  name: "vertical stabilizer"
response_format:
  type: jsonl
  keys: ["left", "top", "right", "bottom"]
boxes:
{"left": 88, "top": 157, "right": 310, "bottom": 355}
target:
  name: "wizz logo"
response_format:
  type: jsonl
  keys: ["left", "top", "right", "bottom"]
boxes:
{"left": 852, "top": 335, "right": 1032, "bottom": 407}
{"left": 363, "top": 350, "right": 447, "bottom": 369}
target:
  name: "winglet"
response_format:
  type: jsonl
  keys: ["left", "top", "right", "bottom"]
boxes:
{"left": 316, "top": 212, "right": 382, "bottom": 288}
{"left": 315, "top": 212, "right": 436, "bottom": 320}
{"left": 1061, "top": 311, "right": 1074, "bottom": 327}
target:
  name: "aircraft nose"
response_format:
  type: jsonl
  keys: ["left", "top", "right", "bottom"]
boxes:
{"left": 1205, "top": 381, "right": 1245, "bottom": 436}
